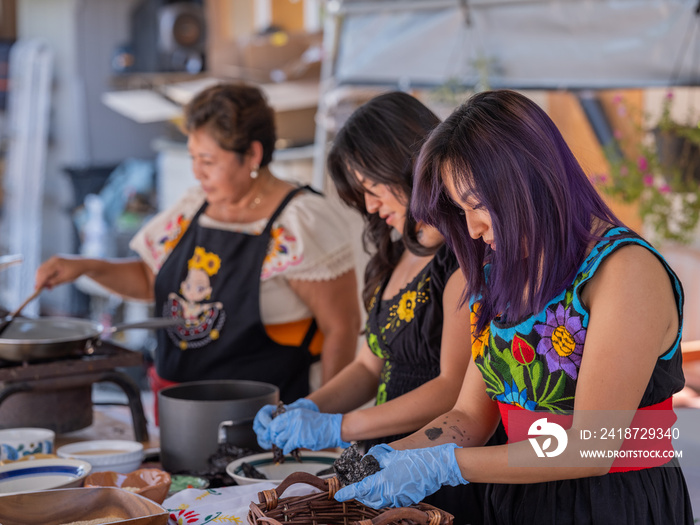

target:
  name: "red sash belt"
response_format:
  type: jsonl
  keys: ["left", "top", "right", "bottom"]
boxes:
{"left": 147, "top": 365, "right": 179, "bottom": 425}
{"left": 497, "top": 398, "right": 675, "bottom": 473}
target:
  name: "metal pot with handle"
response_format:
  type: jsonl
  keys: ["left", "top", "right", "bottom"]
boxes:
{"left": 158, "top": 380, "right": 279, "bottom": 474}
{"left": 0, "top": 316, "right": 182, "bottom": 362}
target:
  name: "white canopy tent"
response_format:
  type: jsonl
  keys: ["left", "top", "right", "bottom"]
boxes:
{"left": 332, "top": 0, "right": 699, "bottom": 89}
{"left": 312, "top": 0, "right": 700, "bottom": 187}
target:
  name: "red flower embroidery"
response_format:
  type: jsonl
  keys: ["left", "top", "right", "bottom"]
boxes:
{"left": 171, "top": 509, "right": 200, "bottom": 525}
{"left": 512, "top": 335, "right": 535, "bottom": 365}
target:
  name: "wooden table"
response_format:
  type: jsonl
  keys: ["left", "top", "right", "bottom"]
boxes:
{"left": 55, "top": 402, "right": 160, "bottom": 453}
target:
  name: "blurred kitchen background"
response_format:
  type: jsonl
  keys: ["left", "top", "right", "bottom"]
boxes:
{"left": 0, "top": 0, "right": 699, "bottom": 355}
{"left": 1, "top": 0, "right": 700, "bottom": 333}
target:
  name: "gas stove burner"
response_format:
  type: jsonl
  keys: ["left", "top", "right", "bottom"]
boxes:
{"left": 0, "top": 340, "right": 149, "bottom": 440}
{"left": 0, "top": 346, "right": 95, "bottom": 369}
{"left": 0, "top": 341, "right": 144, "bottom": 379}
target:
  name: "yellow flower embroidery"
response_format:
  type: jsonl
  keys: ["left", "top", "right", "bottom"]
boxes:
{"left": 552, "top": 325, "right": 576, "bottom": 357}
{"left": 212, "top": 515, "right": 242, "bottom": 522}
{"left": 262, "top": 226, "right": 303, "bottom": 279}
{"left": 384, "top": 276, "right": 429, "bottom": 333}
{"left": 367, "top": 285, "right": 380, "bottom": 313}
{"left": 264, "top": 227, "right": 286, "bottom": 267}
{"left": 471, "top": 306, "right": 489, "bottom": 360}
{"left": 397, "top": 291, "right": 417, "bottom": 322}
{"left": 162, "top": 215, "right": 189, "bottom": 254}
{"left": 188, "top": 246, "right": 221, "bottom": 276}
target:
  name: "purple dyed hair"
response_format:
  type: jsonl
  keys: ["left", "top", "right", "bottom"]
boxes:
{"left": 412, "top": 90, "right": 624, "bottom": 334}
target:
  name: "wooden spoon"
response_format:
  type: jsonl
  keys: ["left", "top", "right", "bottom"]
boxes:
{"left": 0, "top": 287, "right": 43, "bottom": 337}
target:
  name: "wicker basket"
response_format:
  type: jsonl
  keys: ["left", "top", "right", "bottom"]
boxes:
{"left": 247, "top": 472, "right": 454, "bottom": 525}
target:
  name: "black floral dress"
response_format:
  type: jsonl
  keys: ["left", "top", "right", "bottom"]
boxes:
{"left": 471, "top": 227, "right": 693, "bottom": 524}
{"left": 364, "top": 244, "right": 459, "bottom": 447}
{"left": 364, "top": 244, "right": 505, "bottom": 525}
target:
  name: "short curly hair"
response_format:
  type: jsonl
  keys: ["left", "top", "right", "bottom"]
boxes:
{"left": 184, "top": 83, "right": 276, "bottom": 167}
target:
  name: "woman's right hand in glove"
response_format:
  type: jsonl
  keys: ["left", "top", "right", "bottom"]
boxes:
{"left": 268, "top": 409, "right": 352, "bottom": 454}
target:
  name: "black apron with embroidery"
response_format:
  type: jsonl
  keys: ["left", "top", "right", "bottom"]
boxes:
{"left": 153, "top": 186, "right": 316, "bottom": 403}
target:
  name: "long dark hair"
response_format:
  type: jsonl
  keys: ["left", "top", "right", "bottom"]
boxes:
{"left": 327, "top": 92, "right": 441, "bottom": 309}
{"left": 412, "top": 89, "right": 624, "bottom": 334}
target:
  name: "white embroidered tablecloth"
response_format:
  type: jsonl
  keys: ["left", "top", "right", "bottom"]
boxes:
{"left": 164, "top": 482, "right": 321, "bottom": 525}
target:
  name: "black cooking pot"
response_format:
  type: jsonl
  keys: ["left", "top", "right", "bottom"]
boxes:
{"left": 158, "top": 380, "right": 279, "bottom": 474}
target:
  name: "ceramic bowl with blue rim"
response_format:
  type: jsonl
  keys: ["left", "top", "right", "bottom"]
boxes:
{"left": 0, "top": 458, "right": 92, "bottom": 493}
{"left": 0, "top": 428, "right": 55, "bottom": 462}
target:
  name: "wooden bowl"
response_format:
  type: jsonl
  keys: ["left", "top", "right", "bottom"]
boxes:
{"left": 84, "top": 468, "right": 172, "bottom": 504}
{"left": 0, "top": 487, "right": 168, "bottom": 525}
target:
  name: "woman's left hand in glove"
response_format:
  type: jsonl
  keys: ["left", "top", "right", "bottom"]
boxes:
{"left": 334, "top": 443, "right": 467, "bottom": 509}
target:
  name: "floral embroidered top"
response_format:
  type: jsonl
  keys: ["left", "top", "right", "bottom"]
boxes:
{"left": 471, "top": 227, "right": 685, "bottom": 414}
{"left": 130, "top": 186, "right": 355, "bottom": 324}
{"left": 362, "top": 245, "right": 460, "bottom": 448}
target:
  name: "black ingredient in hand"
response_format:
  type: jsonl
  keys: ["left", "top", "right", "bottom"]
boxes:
{"left": 271, "top": 401, "right": 302, "bottom": 464}
{"left": 271, "top": 401, "right": 286, "bottom": 464}
{"left": 333, "top": 443, "right": 381, "bottom": 486}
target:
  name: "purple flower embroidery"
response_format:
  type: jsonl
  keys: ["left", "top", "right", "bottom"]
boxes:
{"left": 534, "top": 304, "right": 586, "bottom": 380}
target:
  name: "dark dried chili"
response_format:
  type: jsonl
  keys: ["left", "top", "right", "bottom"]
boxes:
{"left": 271, "top": 400, "right": 302, "bottom": 464}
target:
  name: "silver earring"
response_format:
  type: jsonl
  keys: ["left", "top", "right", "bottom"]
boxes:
{"left": 250, "top": 165, "right": 259, "bottom": 179}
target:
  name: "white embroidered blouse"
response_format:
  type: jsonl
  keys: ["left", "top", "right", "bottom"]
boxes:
{"left": 129, "top": 186, "right": 355, "bottom": 324}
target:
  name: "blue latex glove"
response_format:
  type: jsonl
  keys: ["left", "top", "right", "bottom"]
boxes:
{"left": 268, "top": 408, "right": 352, "bottom": 454}
{"left": 253, "top": 398, "right": 319, "bottom": 449}
{"left": 334, "top": 443, "right": 467, "bottom": 509}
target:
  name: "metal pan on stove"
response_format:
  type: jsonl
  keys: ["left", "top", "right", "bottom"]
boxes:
{"left": 0, "top": 316, "right": 181, "bottom": 362}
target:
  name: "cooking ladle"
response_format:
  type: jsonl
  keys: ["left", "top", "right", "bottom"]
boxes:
{"left": 0, "top": 287, "right": 43, "bottom": 336}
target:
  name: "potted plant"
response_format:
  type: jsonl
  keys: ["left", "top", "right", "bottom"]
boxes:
{"left": 596, "top": 91, "right": 700, "bottom": 245}
{"left": 654, "top": 91, "right": 700, "bottom": 183}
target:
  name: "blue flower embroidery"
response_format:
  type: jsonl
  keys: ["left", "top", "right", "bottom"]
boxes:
{"left": 496, "top": 380, "right": 537, "bottom": 410}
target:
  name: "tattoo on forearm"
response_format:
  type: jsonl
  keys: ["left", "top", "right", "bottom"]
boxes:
{"left": 450, "top": 426, "right": 464, "bottom": 437}
{"left": 425, "top": 427, "right": 443, "bottom": 440}
{"left": 450, "top": 425, "right": 470, "bottom": 444}
{"left": 424, "top": 420, "right": 471, "bottom": 445}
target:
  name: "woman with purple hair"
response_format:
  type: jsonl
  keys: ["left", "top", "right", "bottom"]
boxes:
{"left": 255, "top": 91, "right": 506, "bottom": 525}
{"left": 334, "top": 90, "right": 693, "bottom": 524}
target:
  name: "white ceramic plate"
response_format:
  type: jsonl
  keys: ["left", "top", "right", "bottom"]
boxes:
{"left": 0, "top": 458, "right": 92, "bottom": 493}
{"left": 226, "top": 450, "right": 340, "bottom": 485}
{"left": 56, "top": 440, "right": 144, "bottom": 474}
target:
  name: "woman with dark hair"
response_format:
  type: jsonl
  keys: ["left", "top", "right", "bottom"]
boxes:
{"left": 254, "top": 91, "right": 503, "bottom": 525}
{"left": 334, "top": 89, "right": 693, "bottom": 524}
{"left": 35, "top": 83, "right": 360, "bottom": 409}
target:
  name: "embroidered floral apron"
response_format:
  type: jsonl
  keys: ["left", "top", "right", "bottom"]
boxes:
{"left": 153, "top": 186, "right": 316, "bottom": 402}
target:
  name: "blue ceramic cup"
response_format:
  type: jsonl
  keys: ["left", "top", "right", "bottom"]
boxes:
{"left": 0, "top": 428, "right": 55, "bottom": 461}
